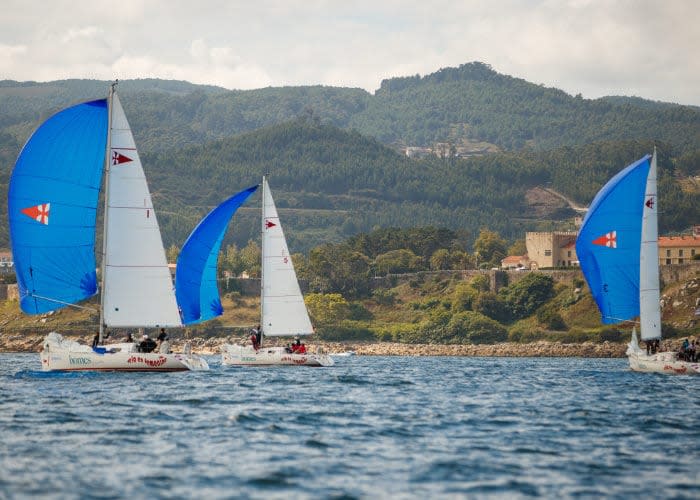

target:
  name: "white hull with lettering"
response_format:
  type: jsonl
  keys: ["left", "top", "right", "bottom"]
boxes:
{"left": 221, "top": 344, "right": 333, "bottom": 367}
{"left": 40, "top": 332, "right": 208, "bottom": 372}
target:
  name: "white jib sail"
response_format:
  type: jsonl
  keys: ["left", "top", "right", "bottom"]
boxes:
{"left": 639, "top": 149, "right": 661, "bottom": 341}
{"left": 102, "top": 93, "right": 182, "bottom": 327}
{"left": 260, "top": 177, "right": 314, "bottom": 336}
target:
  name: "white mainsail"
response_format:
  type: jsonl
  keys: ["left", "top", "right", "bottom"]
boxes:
{"left": 102, "top": 93, "right": 182, "bottom": 327}
{"left": 260, "top": 177, "right": 314, "bottom": 336}
{"left": 639, "top": 149, "right": 661, "bottom": 340}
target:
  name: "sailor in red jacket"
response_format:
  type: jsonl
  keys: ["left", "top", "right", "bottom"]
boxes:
{"left": 291, "top": 336, "right": 306, "bottom": 354}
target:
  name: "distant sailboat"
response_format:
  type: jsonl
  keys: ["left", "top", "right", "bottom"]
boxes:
{"left": 9, "top": 84, "right": 208, "bottom": 371}
{"left": 576, "top": 149, "right": 699, "bottom": 375}
{"left": 221, "top": 176, "right": 333, "bottom": 367}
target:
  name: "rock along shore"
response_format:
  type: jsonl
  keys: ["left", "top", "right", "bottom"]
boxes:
{"left": 0, "top": 332, "right": 633, "bottom": 358}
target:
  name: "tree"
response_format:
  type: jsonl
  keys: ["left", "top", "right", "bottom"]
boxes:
{"left": 447, "top": 311, "right": 507, "bottom": 344}
{"left": 305, "top": 293, "right": 350, "bottom": 325}
{"left": 166, "top": 244, "right": 180, "bottom": 264}
{"left": 240, "top": 240, "right": 261, "bottom": 277}
{"left": 507, "top": 239, "right": 527, "bottom": 256}
{"left": 452, "top": 282, "right": 477, "bottom": 312}
{"left": 473, "top": 291, "right": 509, "bottom": 322}
{"left": 308, "top": 243, "right": 372, "bottom": 297}
{"left": 430, "top": 248, "right": 451, "bottom": 270}
{"left": 374, "top": 249, "right": 422, "bottom": 274}
{"left": 537, "top": 306, "right": 567, "bottom": 330}
{"left": 469, "top": 274, "right": 490, "bottom": 292}
{"left": 499, "top": 273, "right": 555, "bottom": 319}
{"left": 291, "top": 253, "right": 309, "bottom": 280}
{"left": 220, "top": 244, "right": 244, "bottom": 277}
{"left": 449, "top": 250, "right": 475, "bottom": 270}
{"left": 473, "top": 229, "right": 507, "bottom": 267}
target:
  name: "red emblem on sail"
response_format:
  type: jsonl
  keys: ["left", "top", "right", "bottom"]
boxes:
{"left": 21, "top": 203, "right": 50, "bottom": 225}
{"left": 592, "top": 231, "right": 617, "bottom": 248}
{"left": 265, "top": 220, "right": 276, "bottom": 229}
{"left": 112, "top": 151, "right": 133, "bottom": 165}
{"left": 645, "top": 197, "right": 654, "bottom": 209}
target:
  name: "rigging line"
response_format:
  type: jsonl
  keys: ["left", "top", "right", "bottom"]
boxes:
{"left": 604, "top": 316, "right": 640, "bottom": 325}
{"left": 25, "top": 293, "right": 98, "bottom": 313}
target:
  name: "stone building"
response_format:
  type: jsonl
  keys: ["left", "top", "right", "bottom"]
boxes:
{"left": 658, "top": 235, "right": 700, "bottom": 265}
{"left": 525, "top": 232, "right": 579, "bottom": 269}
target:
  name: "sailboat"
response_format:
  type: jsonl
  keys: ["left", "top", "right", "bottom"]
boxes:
{"left": 221, "top": 176, "right": 333, "bottom": 367}
{"left": 8, "top": 84, "right": 208, "bottom": 371}
{"left": 576, "top": 149, "right": 699, "bottom": 375}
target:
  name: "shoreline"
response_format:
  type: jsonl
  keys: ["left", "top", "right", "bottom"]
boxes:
{"left": 0, "top": 333, "right": 635, "bottom": 357}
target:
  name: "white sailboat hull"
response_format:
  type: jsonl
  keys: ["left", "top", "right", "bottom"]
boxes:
{"left": 221, "top": 344, "right": 334, "bottom": 367}
{"left": 626, "top": 329, "right": 699, "bottom": 375}
{"left": 39, "top": 333, "right": 209, "bottom": 372}
{"left": 628, "top": 352, "right": 700, "bottom": 375}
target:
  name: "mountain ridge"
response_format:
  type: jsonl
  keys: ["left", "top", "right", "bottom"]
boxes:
{"left": 1, "top": 62, "right": 698, "bottom": 252}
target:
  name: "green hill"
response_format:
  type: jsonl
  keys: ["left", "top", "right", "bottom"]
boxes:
{"left": 144, "top": 121, "right": 697, "bottom": 253}
{"left": 2, "top": 62, "right": 699, "bottom": 155}
{"left": 357, "top": 63, "right": 700, "bottom": 151}
{"left": 1, "top": 63, "right": 699, "bottom": 252}
{"left": 1, "top": 118, "right": 698, "bottom": 253}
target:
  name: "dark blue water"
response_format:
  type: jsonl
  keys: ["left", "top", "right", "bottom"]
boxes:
{"left": 1, "top": 354, "right": 698, "bottom": 499}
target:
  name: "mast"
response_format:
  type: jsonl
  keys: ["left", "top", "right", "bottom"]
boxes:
{"left": 259, "top": 174, "right": 266, "bottom": 346}
{"left": 98, "top": 82, "right": 116, "bottom": 344}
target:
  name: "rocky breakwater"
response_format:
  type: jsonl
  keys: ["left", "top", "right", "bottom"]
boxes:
{"left": 325, "top": 341, "right": 628, "bottom": 358}
{"left": 154, "top": 339, "right": 630, "bottom": 357}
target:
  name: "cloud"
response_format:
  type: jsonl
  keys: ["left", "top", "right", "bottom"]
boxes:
{"left": 109, "top": 40, "right": 272, "bottom": 89}
{"left": 1, "top": 0, "right": 698, "bottom": 105}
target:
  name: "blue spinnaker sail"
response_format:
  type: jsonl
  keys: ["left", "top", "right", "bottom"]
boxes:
{"left": 176, "top": 185, "right": 258, "bottom": 324}
{"left": 575, "top": 155, "right": 651, "bottom": 324}
{"left": 8, "top": 99, "right": 108, "bottom": 314}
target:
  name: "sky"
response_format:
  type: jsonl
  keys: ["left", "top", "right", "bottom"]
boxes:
{"left": 1, "top": 0, "right": 698, "bottom": 106}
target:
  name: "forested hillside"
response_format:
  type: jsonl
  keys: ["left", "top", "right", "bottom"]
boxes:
{"left": 1, "top": 63, "right": 699, "bottom": 253}
{"left": 144, "top": 121, "right": 697, "bottom": 253}
{"left": 2, "top": 62, "right": 699, "bottom": 155}
{"left": 355, "top": 63, "right": 700, "bottom": 150}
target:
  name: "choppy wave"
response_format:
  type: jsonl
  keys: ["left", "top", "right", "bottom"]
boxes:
{"left": 1, "top": 354, "right": 698, "bottom": 498}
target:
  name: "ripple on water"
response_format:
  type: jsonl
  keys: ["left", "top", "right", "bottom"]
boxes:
{"left": 1, "top": 354, "right": 699, "bottom": 499}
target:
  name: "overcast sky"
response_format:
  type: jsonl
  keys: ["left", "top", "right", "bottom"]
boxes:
{"left": 1, "top": 0, "right": 698, "bottom": 105}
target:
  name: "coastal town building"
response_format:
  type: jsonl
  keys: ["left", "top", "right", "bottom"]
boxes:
{"left": 404, "top": 146, "right": 432, "bottom": 158}
{"left": 658, "top": 234, "right": 700, "bottom": 265}
{"left": 521, "top": 226, "right": 700, "bottom": 269}
{"left": 525, "top": 231, "right": 578, "bottom": 269}
{"left": 404, "top": 144, "right": 494, "bottom": 159}
{"left": 500, "top": 255, "right": 528, "bottom": 270}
